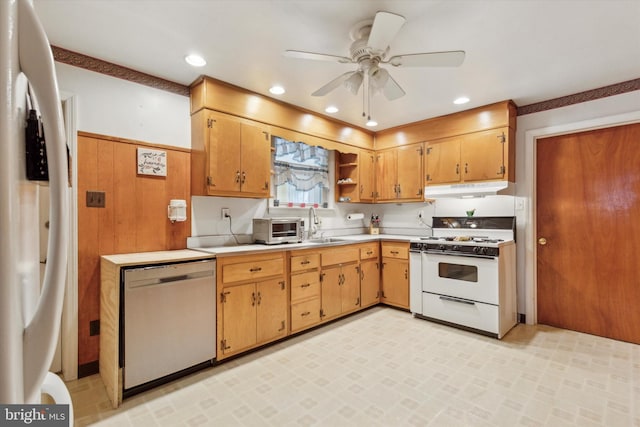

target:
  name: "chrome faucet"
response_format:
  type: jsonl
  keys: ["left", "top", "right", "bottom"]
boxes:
{"left": 307, "top": 206, "right": 319, "bottom": 239}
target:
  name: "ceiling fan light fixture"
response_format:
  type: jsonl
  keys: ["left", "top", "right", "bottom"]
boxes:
{"left": 369, "top": 66, "right": 389, "bottom": 90}
{"left": 184, "top": 54, "right": 206, "bottom": 67}
{"left": 343, "top": 71, "right": 364, "bottom": 95}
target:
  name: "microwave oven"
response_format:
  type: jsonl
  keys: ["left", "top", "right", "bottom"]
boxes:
{"left": 253, "top": 217, "right": 303, "bottom": 244}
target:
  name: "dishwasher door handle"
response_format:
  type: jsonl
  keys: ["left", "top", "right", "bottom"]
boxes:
{"left": 126, "top": 270, "right": 214, "bottom": 290}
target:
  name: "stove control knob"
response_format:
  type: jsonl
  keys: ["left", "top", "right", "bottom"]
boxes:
{"left": 438, "top": 244, "right": 446, "bottom": 251}
{"left": 473, "top": 246, "right": 481, "bottom": 254}
{"left": 452, "top": 245, "right": 460, "bottom": 251}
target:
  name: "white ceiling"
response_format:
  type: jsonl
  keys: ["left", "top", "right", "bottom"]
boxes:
{"left": 33, "top": 0, "right": 640, "bottom": 131}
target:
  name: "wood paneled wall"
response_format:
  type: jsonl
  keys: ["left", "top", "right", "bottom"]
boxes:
{"left": 77, "top": 132, "right": 191, "bottom": 369}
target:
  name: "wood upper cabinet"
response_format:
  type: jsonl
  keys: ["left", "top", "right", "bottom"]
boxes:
{"left": 380, "top": 241, "right": 409, "bottom": 309}
{"left": 359, "top": 149, "right": 376, "bottom": 203}
{"left": 376, "top": 143, "right": 424, "bottom": 202}
{"left": 217, "top": 253, "right": 287, "bottom": 359}
{"left": 425, "top": 127, "right": 512, "bottom": 185}
{"left": 191, "top": 109, "right": 271, "bottom": 198}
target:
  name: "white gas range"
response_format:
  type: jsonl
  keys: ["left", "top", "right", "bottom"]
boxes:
{"left": 409, "top": 216, "right": 517, "bottom": 339}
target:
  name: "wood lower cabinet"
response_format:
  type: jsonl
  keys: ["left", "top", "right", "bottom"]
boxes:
{"left": 217, "top": 253, "right": 287, "bottom": 360}
{"left": 380, "top": 241, "right": 409, "bottom": 309}
{"left": 318, "top": 245, "right": 361, "bottom": 321}
{"left": 359, "top": 243, "right": 380, "bottom": 307}
{"left": 290, "top": 251, "right": 321, "bottom": 333}
{"left": 191, "top": 109, "right": 271, "bottom": 198}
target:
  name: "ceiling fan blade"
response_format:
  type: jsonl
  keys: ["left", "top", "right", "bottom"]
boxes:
{"left": 284, "top": 50, "right": 353, "bottom": 64}
{"left": 387, "top": 51, "right": 466, "bottom": 67}
{"left": 382, "top": 75, "right": 405, "bottom": 101}
{"left": 367, "top": 11, "right": 406, "bottom": 53}
{"left": 312, "top": 71, "right": 360, "bottom": 96}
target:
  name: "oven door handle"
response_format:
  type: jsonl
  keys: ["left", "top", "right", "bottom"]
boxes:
{"left": 439, "top": 295, "right": 476, "bottom": 306}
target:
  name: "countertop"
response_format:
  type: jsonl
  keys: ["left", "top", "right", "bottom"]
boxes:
{"left": 101, "top": 249, "right": 215, "bottom": 266}
{"left": 189, "top": 234, "right": 416, "bottom": 257}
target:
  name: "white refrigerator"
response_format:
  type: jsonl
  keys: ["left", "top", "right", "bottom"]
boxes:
{"left": 0, "top": 0, "right": 72, "bottom": 413}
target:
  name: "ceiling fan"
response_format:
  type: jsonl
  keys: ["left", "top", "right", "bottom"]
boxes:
{"left": 284, "top": 11, "right": 465, "bottom": 101}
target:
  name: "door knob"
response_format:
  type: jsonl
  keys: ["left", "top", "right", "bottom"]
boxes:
{"left": 538, "top": 237, "right": 547, "bottom": 246}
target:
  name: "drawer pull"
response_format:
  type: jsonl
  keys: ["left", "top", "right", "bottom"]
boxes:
{"left": 439, "top": 295, "right": 476, "bottom": 306}
{"left": 366, "top": 250, "right": 373, "bottom": 255}
{"left": 300, "top": 260, "right": 311, "bottom": 265}
{"left": 390, "top": 250, "right": 399, "bottom": 255}
{"left": 300, "top": 311, "right": 311, "bottom": 317}
{"left": 249, "top": 267, "right": 262, "bottom": 272}
{"left": 300, "top": 283, "right": 311, "bottom": 288}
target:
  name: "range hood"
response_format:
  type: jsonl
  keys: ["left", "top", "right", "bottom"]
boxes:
{"left": 424, "top": 180, "right": 515, "bottom": 199}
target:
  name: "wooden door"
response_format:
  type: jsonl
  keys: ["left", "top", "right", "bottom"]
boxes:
{"left": 360, "top": 259, "right": 380, "bottom": 307}
{"left": 425, "top": 138, "right": 460, "bottom": 185}
{"left": 320, "top": 267, "right": 342, "bottom": 320}
{"left": 359, "top": 149, "right": 376, "bottom": 202}
{"left": 375, "top": 149, "right": 398, "bottom": 201}
{"left": 240, "top": 123, "right": 270, "bottom": 195}
{"left": 256, "top": 278, "right": 287, "bottom": 343}
{"left": 462, "top": 128, "right": 506, "bottom": 182}
{"left": 536, "top": 123, "right": 640, "bottom": 344}
{"left": 208, "top": 113, "right": 241, "bottom": 193}
{"left": 396, "top": 144, "right": 424, "bottom": 201}
{"left": 221, "top": 283, "right": 256, "bottom": 355}
{"left": 381, "top": 258, "right": 409, "bottom": 309}
{"left": 340, "top": 264, "right": 361, "bottom": 312}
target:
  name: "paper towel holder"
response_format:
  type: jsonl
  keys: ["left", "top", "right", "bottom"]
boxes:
{"left": 346, "top": 212, "right": 364, "bottom": 221}
{"left": 168, "top": 199, "right": 187, "bottom": 223}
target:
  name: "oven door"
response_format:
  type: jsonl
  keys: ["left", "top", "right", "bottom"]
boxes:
{"left": 423, "top": 252, "right": 499, "bottom": 305}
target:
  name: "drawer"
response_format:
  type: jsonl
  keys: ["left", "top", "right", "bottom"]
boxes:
{"left": 321, "top": 245, "right": 359, "bottom": 266}
{"left": 422, "top": 292, "right": 499, "bottom": 335}
{"left": 359, "top": 244, "right": 379, "bottom": 260}
{"left": 381, "top": 243, "right": 408, "bottom": 259}
{"left": 291, "top": 271, "right": 320, "bottom": 301}
{"left": 291, "top": 298, "right": 321, "bottom": 332}
{"left": 290, "top": 253, "right": 320, "bottom": 272}
{"left": 222, "top": 257, "right": 284, "bottom": 283}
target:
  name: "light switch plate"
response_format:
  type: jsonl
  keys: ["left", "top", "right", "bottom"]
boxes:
{"left": 86, "top": 191, "right": 105, "bottom": 208}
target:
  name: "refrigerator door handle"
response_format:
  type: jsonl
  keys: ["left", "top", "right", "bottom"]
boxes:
{"left": 18, "top": 0, "right": 69, "bottom": 404}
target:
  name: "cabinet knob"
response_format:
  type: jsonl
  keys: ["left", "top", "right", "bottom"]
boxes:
{"left": 538, "top": 237, "right": 548, "bottom": 246}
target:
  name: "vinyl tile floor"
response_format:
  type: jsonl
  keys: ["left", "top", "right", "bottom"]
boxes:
{"left": 68, "top": 307, "right": 640, "bottom": 426}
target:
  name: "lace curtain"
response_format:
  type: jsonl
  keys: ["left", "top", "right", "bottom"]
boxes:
{"left": 273, "top": 137, "right": 329, "bottom": 191}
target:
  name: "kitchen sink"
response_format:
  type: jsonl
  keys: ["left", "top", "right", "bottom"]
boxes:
{"left": 304, "top": 237, "right": 341, "bottom": 244}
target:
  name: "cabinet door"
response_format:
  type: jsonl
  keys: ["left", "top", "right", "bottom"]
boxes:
{"left": 375, "top": 149, "right": 398, "bottom": 201}
{"left": 360, "top": 259, "right": 380, "bottom": 307}
{"left": 396, "top": 144, "right": 424, "bottom": 201}
{"left": 341, "top": 264, "right": 361, "bottom": 312}
{"left": 381, "top": 258, "right": 409, "bottom": 309}
{"left": 221, "top": 283, "right": 256, "bottom": 355}
{"left": 208, "top": 114, "right": 242, "bottom": 193}
{"left": 256, "top": 278, "right": 287, "bottom": 343}
{"left": 240, "top": 123, "right": 271, "bottom": 195}
{"left": 320, "top": 267, "right": 342, "bottom": 320}
{"left": 425, "top": 137, "right": 461, "bottom": 185}
{"left": 461, "top": 128, "right": 506, "bottom": 182}
{"left": 359, "top": 149, "right": 376, "bottom": 202}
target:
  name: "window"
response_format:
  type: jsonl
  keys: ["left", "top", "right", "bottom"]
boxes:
{"left": 272, "top": 136, "right": 331, "bottom": 207}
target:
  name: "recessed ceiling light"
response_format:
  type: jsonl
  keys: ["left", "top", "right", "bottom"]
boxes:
{"left": 366, "top": 119, "right": 378, "bottom": 127}
{"left": 325, "top": 106, "right": 339, "bottom": 114}
{"left": 269, "top": 85, "right": 285, "bottom": 95}
{"left": 454, "top": 96, "right": 470, "bottom": 105}
{"left": 184, "top": 54, "right": 206, "bottom": 67}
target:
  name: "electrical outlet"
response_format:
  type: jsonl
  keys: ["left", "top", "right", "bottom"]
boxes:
{"left": 86, "top": 191, "right": 105, "bottom": 208}
{"left": 221, "top": 208, "right": 230, "bottom": 219}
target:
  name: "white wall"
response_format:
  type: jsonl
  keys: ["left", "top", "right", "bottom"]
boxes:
{"left": 54, "top": 63, "right": 190, "bottom": 148}
{"left": 515, "top": 90, "right": 640, "bottom": 322}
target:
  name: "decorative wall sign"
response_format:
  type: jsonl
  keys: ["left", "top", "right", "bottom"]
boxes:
{"left": 137, "top": 148, "right": 167, "bottom": 176}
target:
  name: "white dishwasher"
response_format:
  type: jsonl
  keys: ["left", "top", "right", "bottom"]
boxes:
{"left": 122, "top": 259, "right": 216, "bottom": 393}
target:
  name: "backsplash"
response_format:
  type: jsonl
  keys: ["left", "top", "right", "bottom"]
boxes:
{"left": 190, "top": 195, "right": 517, "bottom": 242}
